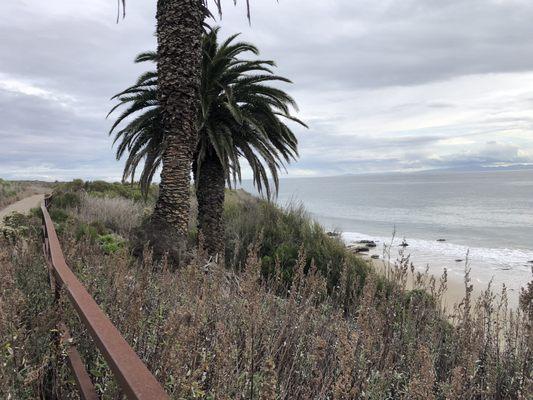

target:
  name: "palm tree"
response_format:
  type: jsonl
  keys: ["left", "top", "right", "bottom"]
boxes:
{"left": 108, "top": 51, "right": 162, "bottom": 195}
{"left": 149, "top": 0, "right": 205, "bottom": 244}
{"left": 109, "top": 27, "right": 306, "bottom": 259}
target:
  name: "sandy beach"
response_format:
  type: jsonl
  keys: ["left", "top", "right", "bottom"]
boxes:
{"left": 363, "top": 254, "right": 510, "bottom": 311}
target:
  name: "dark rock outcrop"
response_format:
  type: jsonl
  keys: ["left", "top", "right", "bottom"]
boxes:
{"left": 357, "top": 240, "right": 377, "bottom": 248}
{"left": 348, "top": 245, "right": 370, "bottom": 253}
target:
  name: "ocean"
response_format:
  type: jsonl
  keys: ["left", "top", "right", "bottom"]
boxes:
{"left": 242, "top": 169, "right": 533, "bottom": 298}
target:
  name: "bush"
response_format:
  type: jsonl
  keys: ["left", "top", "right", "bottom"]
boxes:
{"left": 0, "top": 217, "right": 74, "bottom": 398}
{"left": 29, "top": 207, "right": 43, "bottom": 219}
{"left": 55, "top": 180, "right": 158, "bottom": 203}
{"left": 96, "top": 233, "right": 125, "bottom": 254}
{"left": 75, "top": 193, "right": 146, "bottom": 237}
{"left": 84, "top": 180, "right": 157, "bottom": 202}
{"left": 49, "top": 208, "right": 69, "bottom": 223}
{"left": 75, "top": 222, "right": 100, "bottom": 241}
{"left": 1, "top": 212, "right": 31, "bottom": 240}
{"left": 224, "top": 191, "right": 369, "bottom": 293}
{"left": 51, "top": 190, "right": 81, "bottom": 209}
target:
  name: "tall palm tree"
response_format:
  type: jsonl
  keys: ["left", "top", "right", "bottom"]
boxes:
{"left": 115, "top": 2, "right": 256, "bottom": 258}
{"left": 150, "top": 0, "right": 205, "bottom": 243}
{"left": 109, "top": 27, "right": 306, "bottom": 259}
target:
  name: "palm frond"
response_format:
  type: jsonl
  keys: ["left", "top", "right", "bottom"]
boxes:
{"left": 108, "top": 25, "right": 305, "bottom": 196}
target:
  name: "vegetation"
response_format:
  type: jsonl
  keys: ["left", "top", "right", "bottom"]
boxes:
{"left": 224, "top": 190, "right": 368, "bottom": 294}
{"left": 117, "top": 0, "right": 254, "bottom": 246}
{"left": 109, "top": 27, "right": 304, "bottom": 259}
{"left": 1, "top": 185, "right": 531, "bottom": 399}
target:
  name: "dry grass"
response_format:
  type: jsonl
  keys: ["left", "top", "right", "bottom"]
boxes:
{"left": 73, "top": 192, "right": 148, "bottom": 237}
{"left": 1, "top": 191, "right": 531, "bottom": 399}
{"left": 0, "top": 234, "right": 76, "bottom": 399}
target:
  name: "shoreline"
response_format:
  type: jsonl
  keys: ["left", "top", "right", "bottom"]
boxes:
{"left": 359, "top": 253, "right": 515, "bottom": 310}
{"left": 363, "top": 256, "right": 474, "bottom": 311}
{"left": 342, "top": 234, "right": 528, "bottom": 309}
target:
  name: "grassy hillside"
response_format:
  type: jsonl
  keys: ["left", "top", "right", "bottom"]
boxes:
{"left": 1, "top": 180, "right": 531, "bottom": 399}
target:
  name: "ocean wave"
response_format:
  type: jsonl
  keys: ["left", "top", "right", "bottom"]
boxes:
{"left": 342, "top": 231, "right": 533, "bottom": 290}
{"left": 343, "top": 231, "right": 533, "bottom": 268}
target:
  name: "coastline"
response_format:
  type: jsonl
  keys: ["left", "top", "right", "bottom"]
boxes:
{"left": 366, "top": 255, "right": 475, "bottom": 308}
{"left": 263, "top": 169, "right": 533, "bottom": 312}
{"left": 358, "top": 252, "right": 515, "bottom": 310}
{"left": 342, "top": 234, "right": 527, "bottom": 309}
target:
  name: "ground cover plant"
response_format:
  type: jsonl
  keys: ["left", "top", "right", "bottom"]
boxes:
{"left": 0, "top": 181, "right": 531, "bottom": 399}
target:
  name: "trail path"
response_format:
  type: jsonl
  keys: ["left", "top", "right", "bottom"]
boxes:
{"left": 0, "top": 194, "right": 45, "bottom": 225}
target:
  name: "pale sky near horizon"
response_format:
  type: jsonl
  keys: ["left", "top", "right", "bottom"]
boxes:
{"left": 1, "top": 0, "right": 533, "bottom": 181}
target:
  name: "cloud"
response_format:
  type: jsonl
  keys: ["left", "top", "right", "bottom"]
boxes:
{"left": 428, "top": 141, "right": 533, "bottom": 168}
{"left": 216, "top": 0, "right": 533, "bottom": 90}
{"left": 1, "top": 1, "right": 533, "bottom": 180}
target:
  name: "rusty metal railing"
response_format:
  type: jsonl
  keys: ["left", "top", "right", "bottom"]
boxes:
{"left": 41, "top": 195, "right": 169, "bottom": 400}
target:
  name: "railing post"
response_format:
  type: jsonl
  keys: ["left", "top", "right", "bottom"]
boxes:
{"left": 41, "top": 195, "right": 98, "bottom": 400}
{"left": 40, "top": 196, "right": 169, "bottom": 399}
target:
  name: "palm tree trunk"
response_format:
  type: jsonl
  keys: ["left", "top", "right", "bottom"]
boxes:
{"left": 152, "top": 0, "right": 203, "bottom": 237}
{"left": 196, "top": 153, "right": 226, "bottom": 261}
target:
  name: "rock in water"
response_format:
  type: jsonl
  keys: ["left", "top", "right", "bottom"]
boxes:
{"left": 357, "top": 240, "right": 377, "bottom": 248}
{"left": 437, "top": 238, "right": 446, "bottom": 242}
{"left": 455, "top": 259, "right": 463, "bottom": 262}
{"left": 348, "top": 245, "right": 370, "bottom": 253}
{"left": 371, "top": 254, "right": 380, "bottom": 259}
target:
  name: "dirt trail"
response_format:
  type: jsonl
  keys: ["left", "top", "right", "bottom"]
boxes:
{"left": 0, "top": 194, "right": 45, "bottom": 225}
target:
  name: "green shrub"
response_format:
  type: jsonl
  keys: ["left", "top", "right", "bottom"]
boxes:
{"left": 51, "top": 191, "right": 81, "bottom": 209}
{"left": 29, "top": 207, "right": 42, "bottom": 218}
{"left": 90, "top": 221, "right": 108, "bottom": 235}
{"left": 97, "top": 233, "right": 125, "bottom": 254}
{"left": 1, "top": 212, "right": 30, "bottom": 240}
{"left": 3, "top": 211, "right": 30, "bottom": 228}
{"left": 70, "top": 179, "right": 85, "bottom": 191}
{"left": 74, "top": 220, "right": 110, "bottom": 242}
{"left": 83, "top": 180, "right": 156, "bottom": 202}
{"left": 75, "top": 222, "right": 99, "bottom": 241}
{"left": 53, "top": 180, "right": 157, "bottom": 205}
{"left": 224, "top": 190, "right": 369, "bottom": 293}
{"left": 49, "top": 208, "right": 69, "bottom": 223}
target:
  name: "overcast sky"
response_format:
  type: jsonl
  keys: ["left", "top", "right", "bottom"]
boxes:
{"left": 1, "top": 0, "right": 533, "bottom": 181}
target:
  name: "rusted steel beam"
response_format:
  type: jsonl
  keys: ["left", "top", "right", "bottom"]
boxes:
{"left": 41, "top": 201, "right": 169, "bottom": 400}
{"left": 58, "top": 323, "right": 99, "bottom": 400}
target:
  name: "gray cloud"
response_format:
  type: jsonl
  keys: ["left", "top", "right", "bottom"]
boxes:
{"left": 1, "top": 0, "right": 532, "bottom": 180}
{"left": 217, "top": 0, "right": 533, "bottom": 90}
{"left": 428, "top": 141, "right": 533, "bottom": 167}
